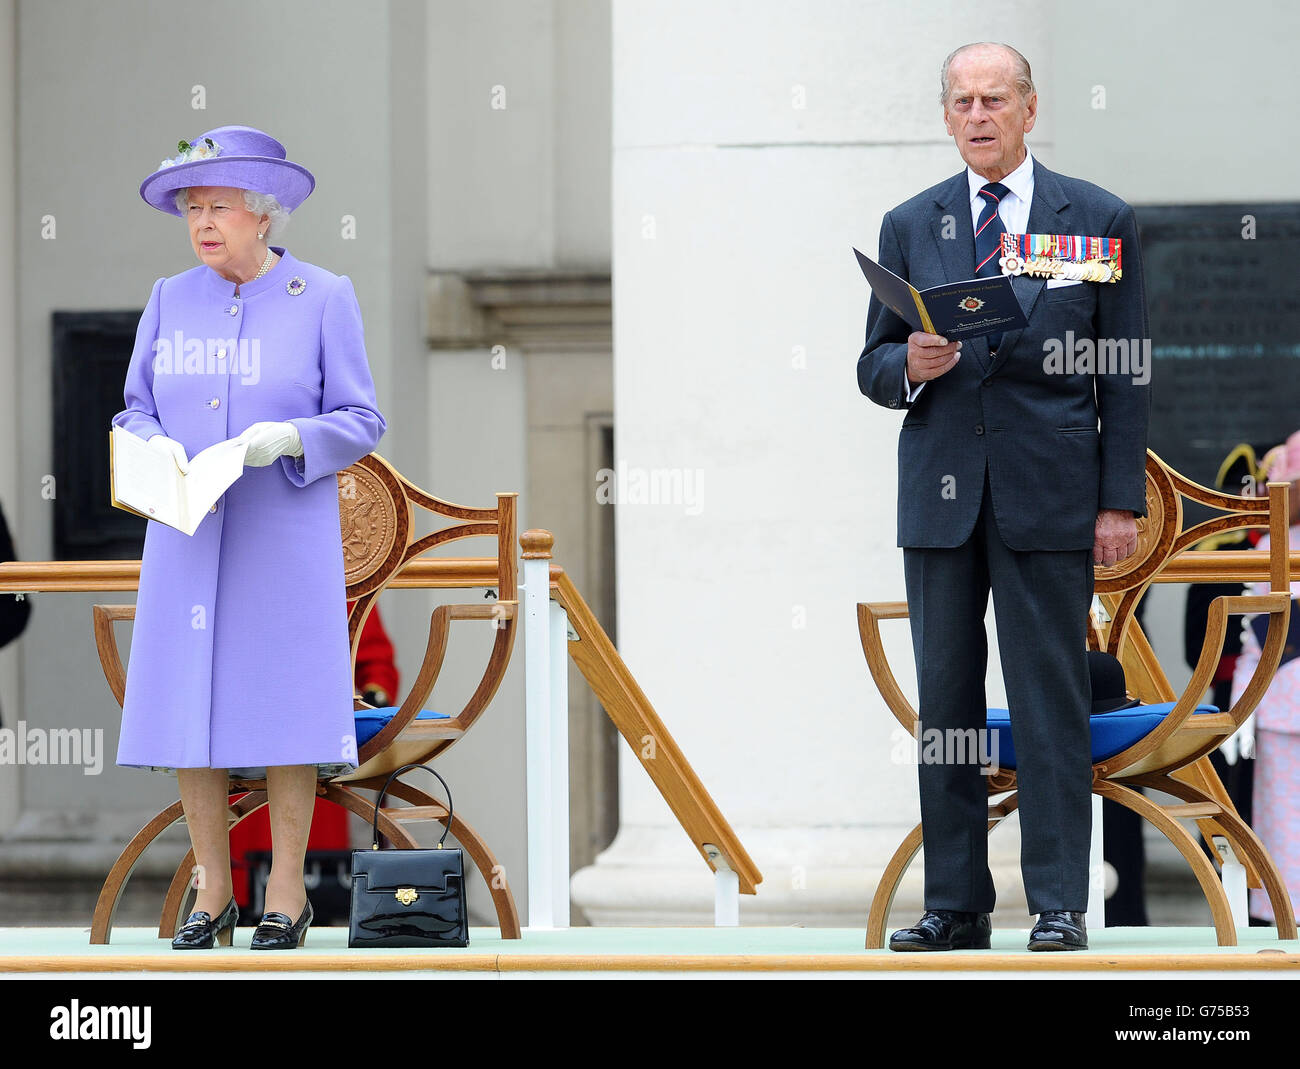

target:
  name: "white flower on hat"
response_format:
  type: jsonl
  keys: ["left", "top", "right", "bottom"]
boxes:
{"left": 158, "top": 136, "right": 222, "bottom": 170}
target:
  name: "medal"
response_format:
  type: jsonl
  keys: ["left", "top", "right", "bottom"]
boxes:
{"left": 999, "top": 232, "right": 1122, "bottom": 282}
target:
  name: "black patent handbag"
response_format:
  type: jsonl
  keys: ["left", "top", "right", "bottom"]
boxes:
{"left": 349, "top": 763, "right": 468, "bottom": 948}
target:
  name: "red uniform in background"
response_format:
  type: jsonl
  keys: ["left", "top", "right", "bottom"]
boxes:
{"left": 352, "top": 602, "right": 399, "bottom": 706}
{"left": 229, "top": 603, "right": 399, "bottom": 908}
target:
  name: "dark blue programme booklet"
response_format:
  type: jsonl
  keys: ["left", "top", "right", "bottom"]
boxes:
{"left": 854, "top": 247, "right": 1028, "bottom": 341}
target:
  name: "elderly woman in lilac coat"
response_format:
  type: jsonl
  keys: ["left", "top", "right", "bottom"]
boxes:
{"left": 113, "top": 126, "right": 385, "bottom": 950}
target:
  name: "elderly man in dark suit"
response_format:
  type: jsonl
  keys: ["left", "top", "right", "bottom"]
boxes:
{"left": 858, "top": 41, "right": 1150, "bottom": 951}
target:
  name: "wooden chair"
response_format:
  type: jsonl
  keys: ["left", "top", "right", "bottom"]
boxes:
{"left": 89, "top": 453, "right": 522, "bottom": 943}
{"left": 859, "top": 450, "right": 1298, "bottom": 947}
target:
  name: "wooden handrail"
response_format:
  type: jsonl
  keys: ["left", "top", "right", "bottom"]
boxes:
{"left": 1153, "top": 551, "right": 1300, "bottom": 584}
{"left": 549, "top": 564, "right": 763, "bottom": 896}
{"left": 6, "top": 549, "right": 1299, "bottom": 594}
{"left": 1, "top": 548, "right": 764, "bottom": 900}
{"left": 0, "top": 556, "right": 503, "bottom": 593}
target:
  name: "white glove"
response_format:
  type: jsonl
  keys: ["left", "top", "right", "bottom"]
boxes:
{"left": 235, "top": 422, "right": 303, "bottom": 467}
{"left": 147, "top": 433, "right": 190, "bottom": 474}
{"left": 1220, "top": 712, "right": 1256, "bottom": 765}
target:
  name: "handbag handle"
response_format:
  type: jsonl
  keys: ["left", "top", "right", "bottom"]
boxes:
{"left": 369, "top": 762, "right": 455, "bottom": 850}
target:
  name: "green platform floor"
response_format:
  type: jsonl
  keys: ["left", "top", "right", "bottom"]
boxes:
{"left": 1, "top": 925, "right": 1297, "bottom": 977}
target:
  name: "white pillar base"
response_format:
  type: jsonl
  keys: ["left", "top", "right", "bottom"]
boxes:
{"left": 1086, "top": 793, "right": 1106, "bottom": 931}
{"left": 571, "top": 823, "right": 1032, "bottom": 928}
{"left": 712, "top": 863, "right": 739, "bottom": 927}
{"left": 1215, "top": 836, "right": 1249, "bottom": 929}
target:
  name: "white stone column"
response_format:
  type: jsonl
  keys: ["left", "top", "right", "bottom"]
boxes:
{"left": 0, "top": 0, "right": 19, "bottom": 833}
{"left": 572, "top": 1, "right": 1052, "bottom": 926}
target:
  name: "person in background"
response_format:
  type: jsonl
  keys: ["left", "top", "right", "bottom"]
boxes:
{"left": 1186, "top": 443, "right": 1273, "bottom": 832}
{"left": 353, "top": 602, "right": 399, "bottom": 709}
{"left": 0, "top": 501, "right": 32, "bottom": 726}
{"left": 1230, "top": 430, "right": 1300, "bottom": 925}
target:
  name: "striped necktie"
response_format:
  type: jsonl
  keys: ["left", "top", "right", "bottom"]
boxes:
{"left": 974, "top": 181, "right": 1010, "bottom": 352}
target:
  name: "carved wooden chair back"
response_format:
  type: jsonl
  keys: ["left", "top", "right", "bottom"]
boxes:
{"left": 332, "top": 453, "right": 518, "bottom": 783}
{"left": 1086, "top": 451, "right": 1291, "bottom": 780}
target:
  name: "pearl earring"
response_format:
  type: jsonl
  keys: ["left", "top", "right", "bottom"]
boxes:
{"left": 257, "top": 232, "right": 264, "bottom": 240}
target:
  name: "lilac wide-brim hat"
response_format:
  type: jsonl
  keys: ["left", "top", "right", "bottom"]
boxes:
{"left": 139, "top": 125, "right": 315, "bottom": 216}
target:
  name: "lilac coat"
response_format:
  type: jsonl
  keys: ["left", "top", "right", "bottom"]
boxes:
{"left": 112, "top": 248, "right": 386, "bottom": 775}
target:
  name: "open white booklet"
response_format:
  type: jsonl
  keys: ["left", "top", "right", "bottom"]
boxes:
{"left": 110, "top": 426, "right": 250, "bottom": 536}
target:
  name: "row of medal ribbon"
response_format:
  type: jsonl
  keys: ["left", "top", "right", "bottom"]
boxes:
{"left": 998, "top": 232, "right": 1123, "bottom": 283}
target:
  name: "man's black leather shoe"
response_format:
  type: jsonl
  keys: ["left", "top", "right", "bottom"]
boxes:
{"left": 888, "top": 909, "right": 992, "bottom": 951}
{"left": 1028, "top": 910, "right": 1087, "bottom": 951}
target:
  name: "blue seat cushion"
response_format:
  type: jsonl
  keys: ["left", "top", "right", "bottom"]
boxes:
{"left": 355, "top": 707, "right": 450, "bottom": 747}
{"left": 983, "top": 702, "right": 1220, "bottom": 771}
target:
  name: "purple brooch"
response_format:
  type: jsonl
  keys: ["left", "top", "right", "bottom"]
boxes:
{"left": 287, "top": 277, "right": 306, "bottom": 296}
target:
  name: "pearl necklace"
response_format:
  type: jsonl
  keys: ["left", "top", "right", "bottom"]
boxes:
{"left": 251, "top": 247, "right": 276, "bottom": 281}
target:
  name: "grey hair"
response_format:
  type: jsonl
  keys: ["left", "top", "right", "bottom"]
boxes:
{"left": 173, "top": 188, "right": 291, "bottom": 240}
{"left": 939, "top": 42, "right": 1035, "bottom": 105}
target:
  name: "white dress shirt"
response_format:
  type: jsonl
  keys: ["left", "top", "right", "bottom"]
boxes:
{"left": 905, "top": 148, "right": 1036, "bottom": 401}
{"left": 966, "top": 147, "right": 1034, "bottom": 242}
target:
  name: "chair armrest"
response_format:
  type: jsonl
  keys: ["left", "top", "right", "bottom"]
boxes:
{"left": 856, "top": 601, "right": 919, "bottom": 733}
{"left": 357, "top": 601, "right": 517, "bottom": 763}
{"left": 92, "top": 604, "right": 136, "bottom": 708}
{"left": 1215, "top": 592, "right": 1293, "bottom": 729}
{"left": 1099, "top": 592, "right": 1290, "bottom": 776}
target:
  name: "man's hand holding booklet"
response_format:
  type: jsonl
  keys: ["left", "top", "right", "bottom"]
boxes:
{"left": 110, "top": 426, "right": 250, "bottom": 536}
{"left": 853, "top": 247, "right": 1027, "bottom": 341}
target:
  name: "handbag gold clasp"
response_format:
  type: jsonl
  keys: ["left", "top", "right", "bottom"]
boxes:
{"left": 395, "top": 888, "right": 420, "bottom": 906}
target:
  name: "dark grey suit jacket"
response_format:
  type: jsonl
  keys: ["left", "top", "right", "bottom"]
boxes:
{"left": 857, "top": 161, "right": 1150, "bottom": 551}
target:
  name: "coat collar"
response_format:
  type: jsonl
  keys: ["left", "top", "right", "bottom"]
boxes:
{"left": 929, "top": 172, "right": 977, "bottom": 289}
{"left": 203, "top": 246, "right": 297, "bottom": 299}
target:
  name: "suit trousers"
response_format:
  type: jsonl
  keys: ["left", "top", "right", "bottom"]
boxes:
{"left": 903, "top": 476, "right": 1095, "bottom": 914}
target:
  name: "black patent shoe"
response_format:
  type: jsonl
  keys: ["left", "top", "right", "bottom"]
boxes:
{"left": 1028, "top": 910, "right": 1087, "bottom": 951}
{"left": 889, "top": 909, "right": 992, "bottom": 951}
{"left": 250, "top": 899, "right": 313, "bottom": 950}
{"left": 171, "top": 896, "right": 238, "bottom": 949}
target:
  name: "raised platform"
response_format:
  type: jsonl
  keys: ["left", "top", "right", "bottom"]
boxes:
{"left": 2, "top": 925, "right": 1297, "bottom": 978}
